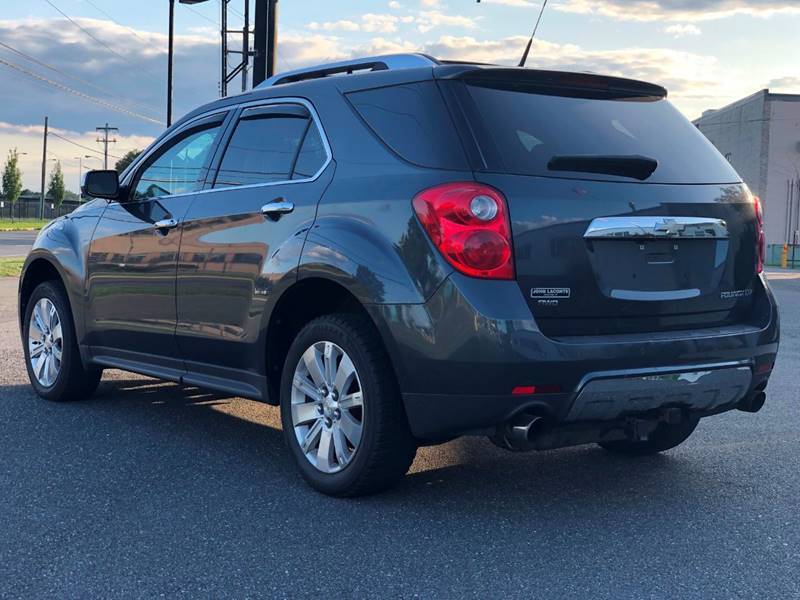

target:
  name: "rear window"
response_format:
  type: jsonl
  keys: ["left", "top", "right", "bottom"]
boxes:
{"left": 347, "top": 82, "right": 468, "bottom": 170}
{"left": 460, "top": 81, "right": 740, "bottom": 184}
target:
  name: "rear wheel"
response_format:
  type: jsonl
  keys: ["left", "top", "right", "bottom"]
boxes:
{"left": 598, "top": 418, "right": 699, "bottom": 456}
{"left": 280, "top": 314, "right": 417, "bottom": 497}
{"left": 23, "top": 281, "right": 102, "bottom": 402}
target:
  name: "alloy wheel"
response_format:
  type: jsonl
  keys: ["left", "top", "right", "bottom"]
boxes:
{"left": 291, "top": 341, "right": 364, "bottom": 474}
{"left": 28, "top": 298, "right": 63, "bottom": 388}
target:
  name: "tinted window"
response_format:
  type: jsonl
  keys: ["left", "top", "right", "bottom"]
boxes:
{"left": 347, "top": 82, "right": 467, "bottom": 170}
{"left": 463, "top": 82, "right": 740, "bottom": 184}
{"left": 215, "top": 114, "right": 309, "bottom": 187}
{"left": 292, "top": 124, "right": 326, "bottom": 179}
{"left": 133, "top": 125, "right": 221, "bottom": 199}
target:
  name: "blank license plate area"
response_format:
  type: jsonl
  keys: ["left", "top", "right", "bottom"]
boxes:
{"left": 588, "top": 239, "right": 728, "bottom": 300}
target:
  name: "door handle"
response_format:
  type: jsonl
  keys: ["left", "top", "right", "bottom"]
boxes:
{"left": 261, "top": 198, "right": 294, "bottom": 220}
{"left": 153, "top": 218, "right": 178, "bottom": 231}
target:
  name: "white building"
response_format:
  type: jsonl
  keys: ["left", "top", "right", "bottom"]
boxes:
{"left": 693, "top": 90, "right": 800, "bottom": 253}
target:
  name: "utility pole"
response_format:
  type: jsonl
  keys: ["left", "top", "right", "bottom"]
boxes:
{"left": 40, "top": 116, "right": 48, "bottom": 220}
{"left": 95, "top": 123, "right": 118, "bottom": 170}
{"left": 242, "top": 0, "right": 250, "bottom": 92}
{"left": 168, "top": 0, "right": 175, "bottom": 127}
{"left": 253, "top": 0, "right": 278, "bottom": 86}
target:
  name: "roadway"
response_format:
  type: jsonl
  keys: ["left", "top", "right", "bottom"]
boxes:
{"left": 0, "top": 273, "right": 798, "bottom": 598}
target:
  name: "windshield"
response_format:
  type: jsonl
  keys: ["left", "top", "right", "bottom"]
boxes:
{"left": 462, "top": 81, "right": 740, "bottom": 184}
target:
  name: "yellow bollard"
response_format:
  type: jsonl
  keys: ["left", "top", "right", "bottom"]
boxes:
{"left": 781, "top": 244, "right": 789, "bottom": 268}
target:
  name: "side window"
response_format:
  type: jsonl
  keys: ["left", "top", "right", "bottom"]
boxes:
{"left": 346, "top": 81, "right": 468, "bottom": 170}
{"left": 133, "top": 124, "right": 222, "bottom": 200}
{"left": 292, "top": 124, "right": 327, "bottom": 180}
{"left": 214, "top": 111, "right": 310, "bottom": 188}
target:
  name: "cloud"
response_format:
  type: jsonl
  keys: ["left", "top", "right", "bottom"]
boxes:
{"left": 361, "top": 13, "right": 402, "bottom": 33}
{"left": 0, "top": 15, "right": 772, "bottom": 191}
{"left": 663, "top": 23, "right": 702, "bottom": 37}
{"left": 480, "top": 0, "right": 538, "bottom": 6}
{"left": 308, "top": 20, "right": 361, "bottom": 32}
{"left": 309, "top": 14, "right": 410, "bottom": 33}
{"left": 0, "top": 121, "right": 153, "bottom": 191}
{"left": 417, "top": 11, "right": 479, "bottom": 33}
{"left": 420, "top": 0, "right": 441, "bottom": 6}
{"left": 768, "top": 76, "right": 800, "bottom": 91}
{"left": 554, "top": 0, "right": 800, "bottom": 21}
{"left": 424, "top": 34, "right": 750, "bottom": 116}
{"left": 388, "top": 1, "right": 403, "bottom": 7}
{"left": 0, "top": 16, "right": 216, "bottom": 134}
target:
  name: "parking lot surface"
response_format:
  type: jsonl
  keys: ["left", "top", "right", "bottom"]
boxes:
{"left": 0, "top": 275, "right": 798, "bottom": 598}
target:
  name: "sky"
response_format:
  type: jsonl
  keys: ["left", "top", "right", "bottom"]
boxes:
{"left": 0, "top": 0, "right": 798, "bottom": 192}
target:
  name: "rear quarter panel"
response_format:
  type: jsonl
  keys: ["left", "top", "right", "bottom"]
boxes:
{"left": 297, "top": 84, "right": 460, "bottom": 304}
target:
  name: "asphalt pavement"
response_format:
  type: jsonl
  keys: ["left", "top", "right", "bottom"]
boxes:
{"left": 0, "top": 274, "right": 798, "bottom": 598}
{"left": 0, "top": 230, "right": 37, "bottom": 257}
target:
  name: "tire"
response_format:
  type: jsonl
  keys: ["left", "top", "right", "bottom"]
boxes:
{"left": 23, "top": 281, "right": 102, "bottom": 402}
{"left": 280, "top": 314, "right": 417, "bottom": 497}
{"left": 598, "top": 418, "right": 699, "bottom": 456}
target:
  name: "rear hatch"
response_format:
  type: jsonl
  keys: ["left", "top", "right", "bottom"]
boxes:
{"left": 440, "top": 68, "right": 760, "bottom": 336}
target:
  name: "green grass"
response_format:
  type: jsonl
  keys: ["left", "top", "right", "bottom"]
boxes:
{"left": 0, "top": 220, "right": 49, "bottom": 232}
{"left": 0, "top": 258, "right": 24, "bottom": 277}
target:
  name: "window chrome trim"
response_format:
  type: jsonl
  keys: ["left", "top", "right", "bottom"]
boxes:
{"left": 124, "top": 97, "right": 332, "bottom": 201}
{"left": 121, "top": 106, "right": 231, "bottom": 186}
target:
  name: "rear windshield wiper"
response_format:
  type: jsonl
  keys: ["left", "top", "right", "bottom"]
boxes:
{"left": 547, "top": 154, "right": 658, "bottom": 181}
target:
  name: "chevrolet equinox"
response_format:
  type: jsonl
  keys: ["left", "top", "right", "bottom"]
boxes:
{"left": 19, "top": 54, "right": 780, "bottom": 496}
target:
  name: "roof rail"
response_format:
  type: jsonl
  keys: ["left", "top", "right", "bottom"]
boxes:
{"left": 257, "top": 53, "right": 439, "bottom": 88}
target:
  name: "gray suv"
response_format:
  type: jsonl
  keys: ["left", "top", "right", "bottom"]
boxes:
{"left": 19, "top": 54, "right": 779, "bottom": 496}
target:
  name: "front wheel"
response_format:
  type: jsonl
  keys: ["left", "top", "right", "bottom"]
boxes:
{"left": 23, "top": 281, "right": 102, "bottom": 402}
{"left": 598, "top": 418, "right": 699, "bottom": 456}
{"left": 280, "top": 314, "right": 417, "bottom": 497}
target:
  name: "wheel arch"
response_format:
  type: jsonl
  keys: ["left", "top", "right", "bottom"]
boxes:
{"left": 19, "top": 254, "right": 70, "bottom": 331}
{"left": 264, "top": 276, "right": 403, "bottom": 406}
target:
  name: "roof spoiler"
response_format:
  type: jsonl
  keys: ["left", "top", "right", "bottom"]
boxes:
{"left": 436, "top": 66, "right": 668, "bottom": 99}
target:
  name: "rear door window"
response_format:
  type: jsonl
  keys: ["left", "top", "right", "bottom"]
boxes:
{"left": 214, "top": 106, "right": 315, "bottom": 188}
{"left": 459, "top": 80, "right": 740, "bottom": 184}
{"left": 292, "top": 124, "right": 327, "bottom": 180}
{"left": 347, "top": 81, "right": 468, "bottom": 170}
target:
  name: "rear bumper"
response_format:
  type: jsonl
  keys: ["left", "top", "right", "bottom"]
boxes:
{"left": 369, "top": 273, "right": 779, "bottom": 440}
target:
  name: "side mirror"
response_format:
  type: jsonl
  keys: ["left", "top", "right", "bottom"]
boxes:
{"left": 81, "top": 170, "right": 120, "bottom": 200}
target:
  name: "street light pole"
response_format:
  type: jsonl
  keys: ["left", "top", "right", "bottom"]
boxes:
{"left": 74, "top": 156, "right": 83, "bottom": 196}
{"left": 40, "top": 116, "right": 48, "bottom": 220}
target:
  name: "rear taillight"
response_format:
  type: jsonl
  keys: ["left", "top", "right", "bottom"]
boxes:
{"left": 754, "top": 195, "right": 765, "bottom": 273}
{"left": 412, "top": 182, "right": 514, "bottom": 279}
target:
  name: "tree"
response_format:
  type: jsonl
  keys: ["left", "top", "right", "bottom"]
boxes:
{"left": 2, "top": 148, "right": 23, "bottom": 222}
{"left": 115, "top": 149, "right": 141, "bottom": 174}
{"left": 47, "top": 161, "right": 66, "bottom": 208}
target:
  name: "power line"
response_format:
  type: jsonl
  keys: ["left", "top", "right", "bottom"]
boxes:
{"left": 226, "top": 1, "right": 246, "bottom": 22}
{"left": 48, "top": 131, "right": 121, "bottom": 161}
{"left": 0, "top": 56, "right": 164, "bottom": 125}
{"left": 43, "top": 0, "right": 165, "bottom": 86}
{"left": 83, "top": 0, "right": 147, "bottom": 42}
{"left": 0, "top": 40, "right": 162, "bottom": 118}
{"left": 186, "top": 4, "right": 219, "bottom": 26}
